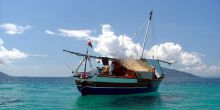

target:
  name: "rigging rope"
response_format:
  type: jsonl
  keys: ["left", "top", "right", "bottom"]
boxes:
{"left": 131, "top": 22, "right": 146, "bottom": 40}
{"left": 130, "top": 20, "right": 148, "bottom": 58}
{"left": 152, "top": 19, "right": 157, "bottom": 59}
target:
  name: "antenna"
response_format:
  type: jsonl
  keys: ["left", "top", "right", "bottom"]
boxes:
{"left": 140, "top": 10, "right": 153, "bottom": 59}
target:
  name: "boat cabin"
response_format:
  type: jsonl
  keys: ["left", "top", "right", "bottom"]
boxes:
{"left": 97, "top": 58, "right": 163, "bottom": 80}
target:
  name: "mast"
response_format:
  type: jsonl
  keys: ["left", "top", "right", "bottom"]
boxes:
{"left": 140, "top": 10, "right": 153, "bottom": 59}
{"left": 83, "top": 48, "right": 88, "bottom": 77}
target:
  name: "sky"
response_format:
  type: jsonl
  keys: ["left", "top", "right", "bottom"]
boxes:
{"left": 0, "top": 0, "right": 220, "bottom": 77}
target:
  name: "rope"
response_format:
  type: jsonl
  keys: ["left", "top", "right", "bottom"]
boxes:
{"left": 62, "top": 61, "right": 74, "bottom": 71}
{"left": 131, "top": 22, "right": 146, "bottom": 40}
{"left": 151, "top": 18, "right": 158, "bottom": 59}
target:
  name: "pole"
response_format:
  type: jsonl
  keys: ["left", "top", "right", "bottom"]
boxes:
{"left": 140, "top": 10, "right": 153, "bottom": 59}
{"left": 83, "top": 47, "right": 88, "bottom": 78}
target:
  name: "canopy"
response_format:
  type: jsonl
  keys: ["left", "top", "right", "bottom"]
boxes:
{"left": 115, "top": 59, "right": 151, "bottom": 72}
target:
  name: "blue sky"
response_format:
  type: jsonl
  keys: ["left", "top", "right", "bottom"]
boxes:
{"left": 0, "top": 0, "right": 220, "bottom": 77}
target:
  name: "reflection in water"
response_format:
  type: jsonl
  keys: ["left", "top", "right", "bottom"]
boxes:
{"left": 110, "top": 92, "right": 162, "bottom": 108}
{"left": 0, "top": 97, "right": 22, "bottom": 105}
{"left": 75, "top": 92, "right": 162, "bottom": 110}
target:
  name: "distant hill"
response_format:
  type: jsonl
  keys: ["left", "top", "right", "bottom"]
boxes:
{"left": 162, "top": 68, "right": 201, "bottom": 83}
{"left": 162, "top": 68, "right": 199, "bottom": 78}
{"left": 0, "top": 69, "right": 200, "bottom": 80}
{"left": 0, "top": 72, "right": 11, "bottom": 77}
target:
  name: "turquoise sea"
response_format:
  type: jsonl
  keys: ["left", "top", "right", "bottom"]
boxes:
{"left": 0, "top": 76, "right": 220, "bottom": 110}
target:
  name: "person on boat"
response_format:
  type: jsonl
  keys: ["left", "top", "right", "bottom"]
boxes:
{"left": 152, "top": 65, "right": 157, "bottom": 79}
{"left": 101, "top": 65, "right": 109, "bottom": 75}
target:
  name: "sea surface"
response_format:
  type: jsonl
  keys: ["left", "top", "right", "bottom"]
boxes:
{"left": 0, "top": 76, "right": 220, "bottom": 110}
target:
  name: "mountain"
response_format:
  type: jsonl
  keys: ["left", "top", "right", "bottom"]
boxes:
{"left": 0, "top": 69, "right": 200, "bottom": 79}
{"left": 162, "top": 68, "right": 199, "bottom": 78}
{"left": 0, "top": 72, "right": 11, "bottom": 77}
{"left": 162, "top": 68, "right": 202, "bottom": 83}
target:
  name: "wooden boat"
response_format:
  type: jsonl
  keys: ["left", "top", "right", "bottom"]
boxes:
{"left": 63, "top": 10, "right": 171, "bottom": 95}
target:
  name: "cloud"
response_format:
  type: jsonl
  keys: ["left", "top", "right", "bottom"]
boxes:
{"left": 48, "top": 24, "right": 220, "bottom": 77}
{"left": 147, "top": 43, "right": 202, "bottom": 66}
{"left": 28, "top": 54, "right": 48, "bottom": 58}
{"left": 0, "top": 23, "right": 31, "bottom": 35}
{"left": 147, "top": 42, "right": 220, "bottom": 77}
{"left": 93, "top": 24, "right": 143, "bottom": 58}
{"left": 59, "top": 29, "right": 91, "bottom": 38}
{"left": 46, "top": 29, "right": 91, "bottom": 39}
{"left": 0, "top": 38, "right": 27, "bottom": 65}
{"left": 45, "top": 30, "right": 56, "bottom": 35}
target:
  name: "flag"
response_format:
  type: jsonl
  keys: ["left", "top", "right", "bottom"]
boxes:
{"left": 87, "top": 39, "right": 92, "bottom": 48}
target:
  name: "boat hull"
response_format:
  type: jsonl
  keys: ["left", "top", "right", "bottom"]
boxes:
{"left": 77, "top": 85, "right": 159, "bottom": 95}
{"left": 74, "top": 77, "right": 163, "bottom": 95}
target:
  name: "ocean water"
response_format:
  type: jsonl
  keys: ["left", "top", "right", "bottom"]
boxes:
{"left": 0, "top": 77, "right": 220, "bottom": 110}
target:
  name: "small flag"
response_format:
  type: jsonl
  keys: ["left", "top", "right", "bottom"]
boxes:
{"left": 87, "top": 39, "right": 92, "bottom": 48}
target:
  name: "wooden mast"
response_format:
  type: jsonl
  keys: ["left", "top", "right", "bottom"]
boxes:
{"left": 140, "top": 10, "right": 153, "bottom": 59}
{"left": 83, "top": 47, "right": 88, "bottom": 78}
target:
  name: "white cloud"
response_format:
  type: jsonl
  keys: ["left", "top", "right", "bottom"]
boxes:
{"left": 147, "top": 42, "right": 220, "bottom": 77}
{"left": 59, "top": 29, "right": 91, "bottom": 38}
{"left": 209, "top": 65, "right": 220, "bottom": 73}
{"left": 0, "top": 23, "right": 31, "bottom": 35}
{"left": 48, "top": 24, "right": 220, "bottom": 77}
{"left": 46, "top": 29, "right": 91, "bottom": 39}
{"left": 93, "top": 24, "right": 142, "bottom": 58}
{"left": 147, "top": 43, "right": 182, "bottom": 63}
{"left": 147, "top": 42, "right": 203, "bottom": 66}
{"left": 28, "top": 54, "right": 48, "bottom": 58}
{"left": 0, "top": 38, "right": 27, "bottom": 65}
{"left": 45, "top": 30, "right": 56, "bottom": 35}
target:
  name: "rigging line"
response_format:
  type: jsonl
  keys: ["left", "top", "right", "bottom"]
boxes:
{"left": 87, "top": 57, "right": 96, "bottom": 72}
{"left": 60, "top": 60, "right": 74, "bottom": 72}
{"left": 152, "top": 18, "right": 157, "bottom": 59}
{"left": 129, "top": 20, "right": 147, "bottom": 58}
{"left": 75, "top": 57, "right": 86, "bottom": 73}
{"left": 131, "top": 22, "right": 146, "bottom": 39}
